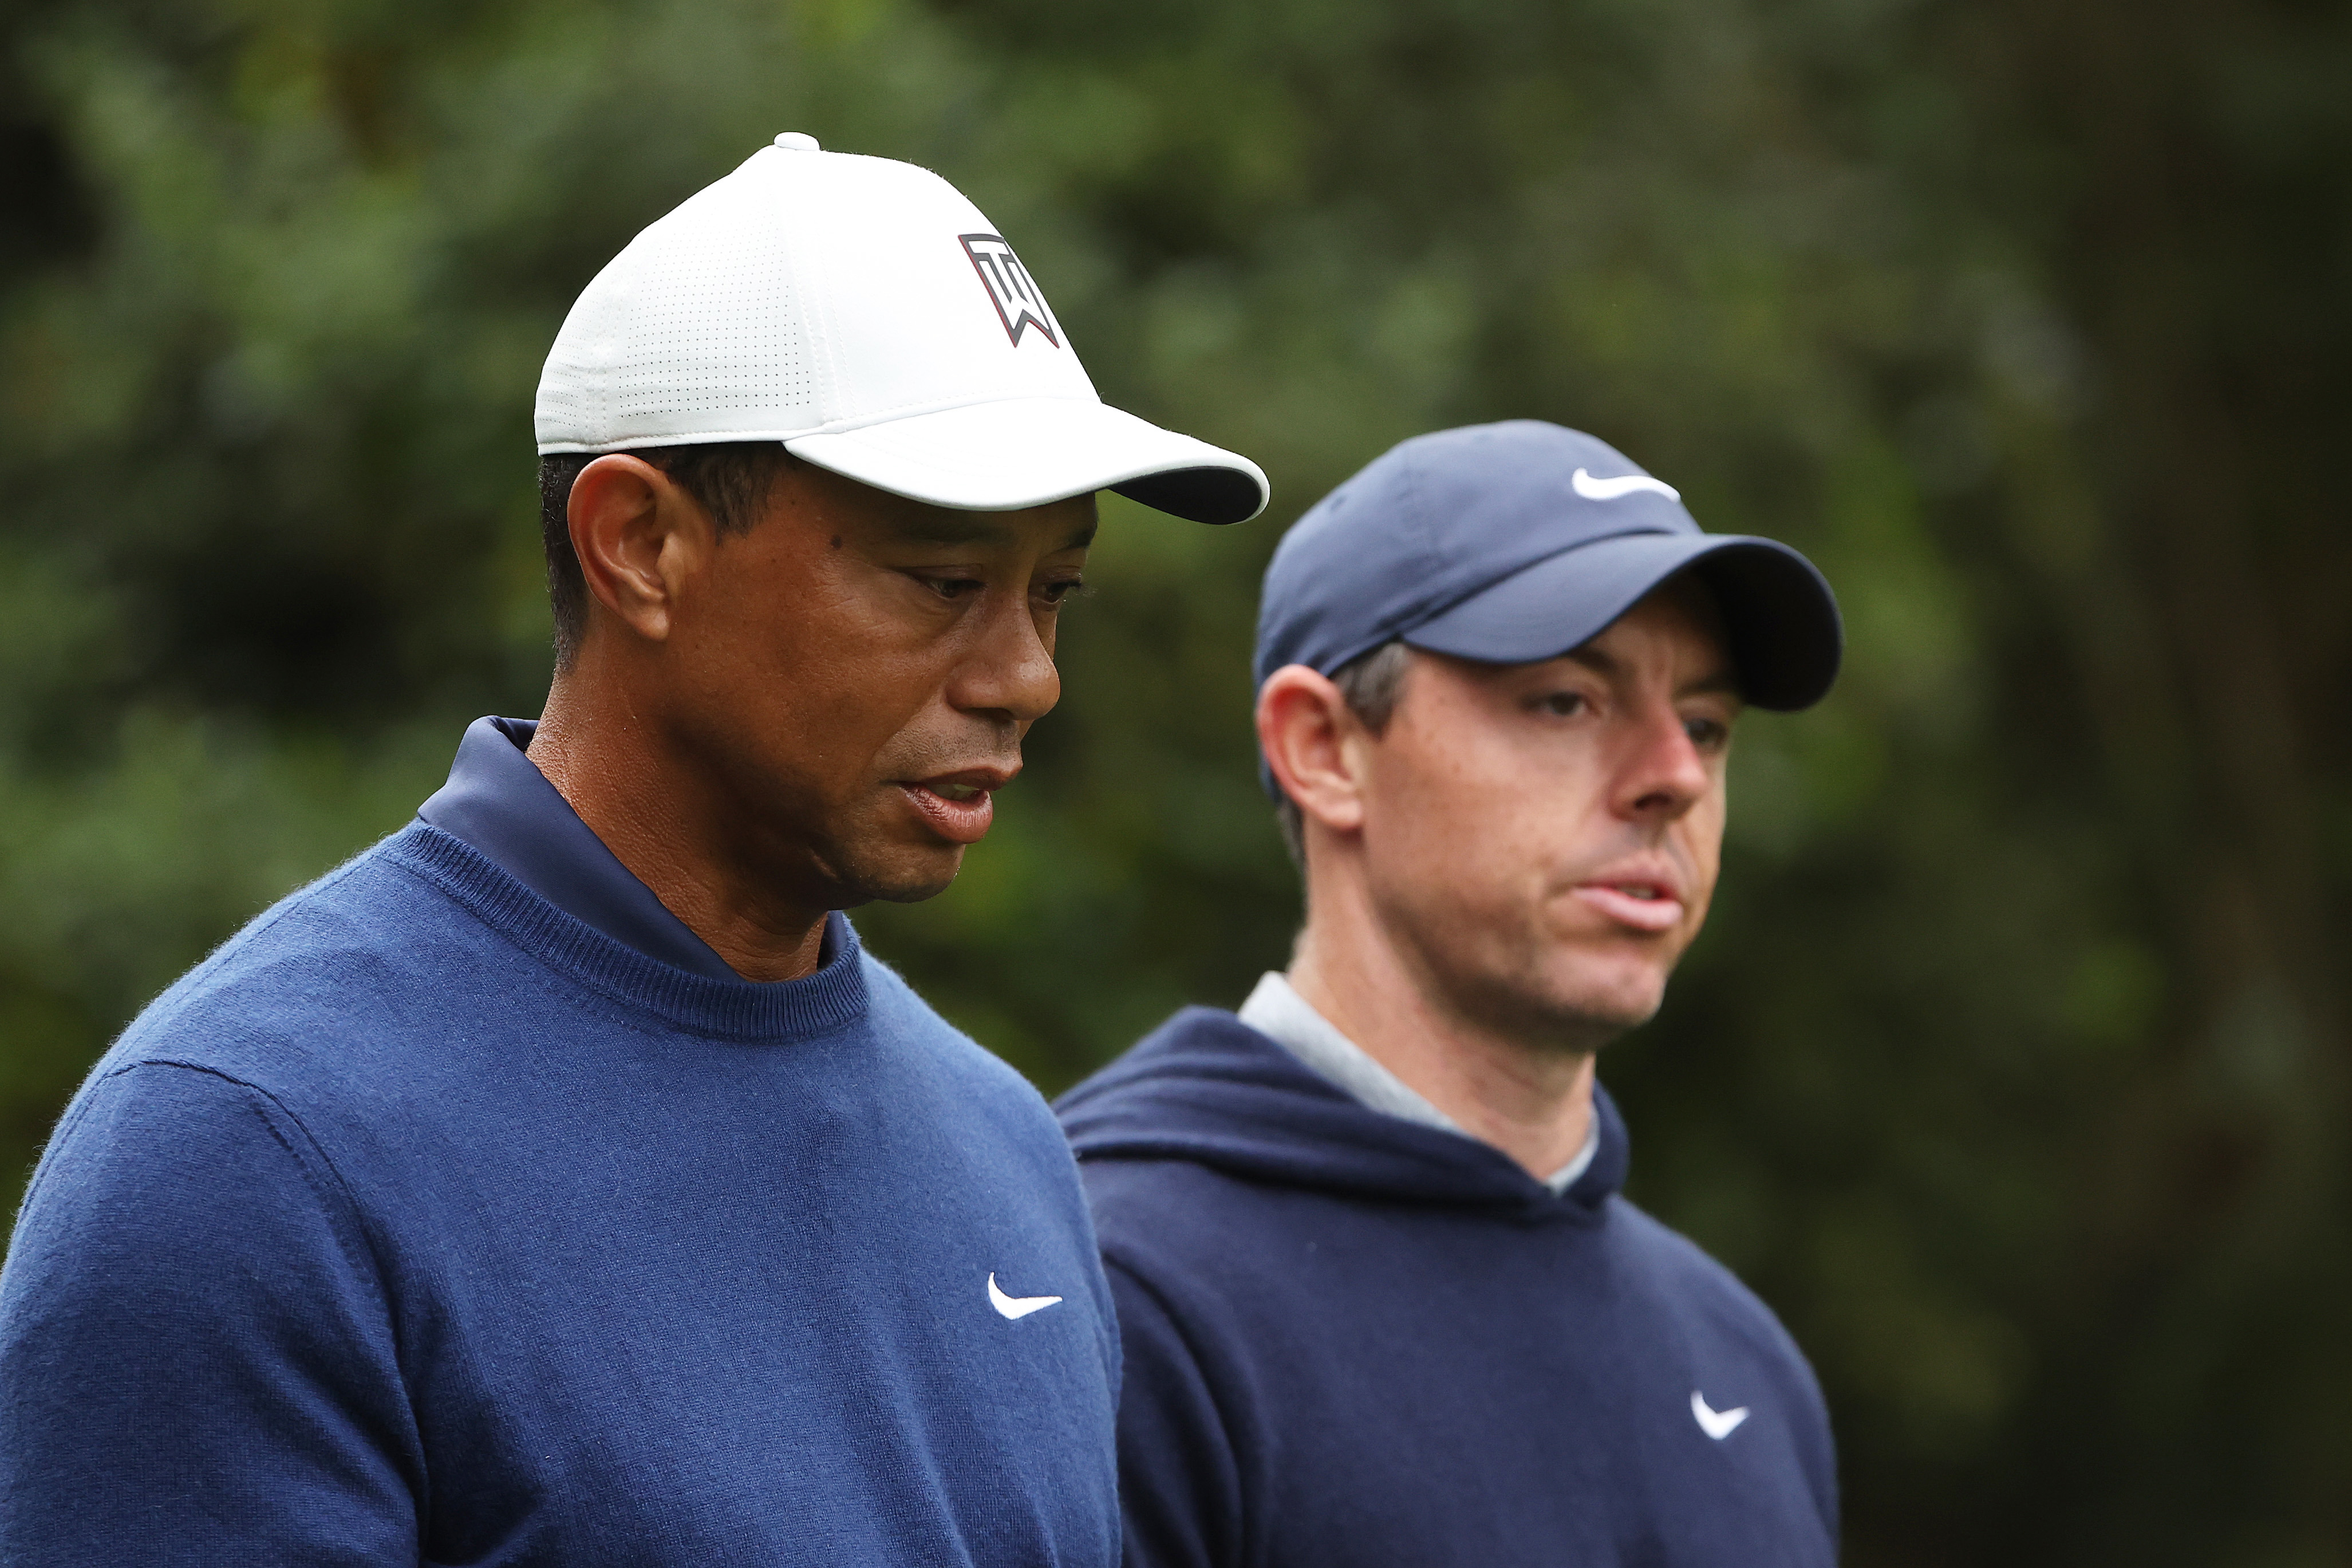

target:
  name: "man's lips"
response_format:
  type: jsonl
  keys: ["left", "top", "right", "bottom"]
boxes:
{"left": 1570, "top": 871, "right": 1687, "bottom": 933}
{"left": 897, "top": 768, "right": 1014, "bottom": 846}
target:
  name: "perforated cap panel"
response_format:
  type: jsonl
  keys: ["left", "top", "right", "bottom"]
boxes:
{"left": 536, "top": 152, "right": 826, "bottom": 449}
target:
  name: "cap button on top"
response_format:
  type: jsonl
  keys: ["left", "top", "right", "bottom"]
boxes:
{"left": 772, "top": 132, "right": 820, "bottom": 152}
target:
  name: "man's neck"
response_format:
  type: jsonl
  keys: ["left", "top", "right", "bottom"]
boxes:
{"left": 527, "top": 680, "right": 829, "bottom": 984}
{"left": 1285, "top": 905, "right": 1596, "bottom": 1184}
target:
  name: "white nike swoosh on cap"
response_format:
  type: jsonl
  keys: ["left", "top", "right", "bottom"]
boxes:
{"left": 988, "top": 1272, "right": 1063, "bottom": 1321}
{"left": 1691, "top": 1389, "right": 1750, "bottom": 1439}
{"left": 1572, "top": 467, "right": 1682, "bottom": 503}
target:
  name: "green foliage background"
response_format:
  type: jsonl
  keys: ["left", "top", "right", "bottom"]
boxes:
{"left": 2, "top": 0, "right": 2346, "bottom": 1559}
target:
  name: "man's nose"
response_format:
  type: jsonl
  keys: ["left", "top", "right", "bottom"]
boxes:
{"left": 1612, "top": 701, "right": 1710, "bottom": 823}
{"left": 949, "top": 593, "right": 1061, "bottom": 725}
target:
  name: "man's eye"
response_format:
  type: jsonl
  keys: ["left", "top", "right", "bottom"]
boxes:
{"left": 1037, "top": 578, "right": 1087, "bottom": 606}
{"left": 1684, "top": 717, "right": 1729, "bottom": 750}
{"left": 1534, "top": 692, "right": 1587, "bottom": 717}
{"left": 926, "top": 577, "right": 985, "bottom": 601}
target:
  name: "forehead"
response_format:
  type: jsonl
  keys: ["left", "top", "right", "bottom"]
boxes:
{"left": 799, "top": 466, "right": 1098, "bottom": 550}
{"left": 886, "top": 505, "right": 1098, "bottom": 550}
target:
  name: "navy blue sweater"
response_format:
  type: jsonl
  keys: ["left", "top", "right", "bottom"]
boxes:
{"left": 1057, "top": 1008, "right": 1836, "bottom": 1568}
{"left": 0, "top": 824, "right": 1118, "bottom": 1566}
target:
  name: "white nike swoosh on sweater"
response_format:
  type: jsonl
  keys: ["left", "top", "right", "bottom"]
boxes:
{"left": 1691, "top": 1390, "right": 1750, "bottom": 1439}
{"left": 988, "top": 1273, "right": 1063, "bottom": 1320}
{"left": 1572, "top": 467, "right": 1681, "bottom": 502}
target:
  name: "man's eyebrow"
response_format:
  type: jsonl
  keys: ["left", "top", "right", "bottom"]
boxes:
{"left": 1679, "top": 669, "right": 1743, "bottom": 700}
{"left": 1561, "top": 645, "right": 1743, "bottom": 699}
{"left": 883, "top": 517, "right": 1099, "bottom": 551}
{"left": 890, "top": 516, "right": 1019, "bottom": 547}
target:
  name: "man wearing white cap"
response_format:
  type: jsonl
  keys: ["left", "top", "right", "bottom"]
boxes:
{"left": 0, "top": 135, "right": 1266, "bottom": 1566}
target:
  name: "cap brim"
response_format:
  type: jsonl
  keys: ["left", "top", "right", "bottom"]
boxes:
{"left": 785, "top": 397, "right": 1269, "bottom": 524}
{"left": 1403, "top": 531, "right": 1842, "bottom": 710}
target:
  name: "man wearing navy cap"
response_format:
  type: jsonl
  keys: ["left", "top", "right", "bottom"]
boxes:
{"left": 1057, "top": 421, "right": 1842, "bottom": 1567}
{"left": 0, "top": 137, "right": 1265, "bottom": 1565}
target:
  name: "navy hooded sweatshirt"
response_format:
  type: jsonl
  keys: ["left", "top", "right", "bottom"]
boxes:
{"left": 1056, "top": 1007, "right": 1837, "bottom": 1568}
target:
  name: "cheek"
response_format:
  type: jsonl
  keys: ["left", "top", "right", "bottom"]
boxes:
{"left": 1370, "top": 733, "right": 1553, "bottom": 913}
{"left": 684, "top": 557, "right": 941, "bottom": 781}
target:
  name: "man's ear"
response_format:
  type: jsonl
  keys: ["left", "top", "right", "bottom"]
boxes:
{"left": 1257, "top": 664, "right": 1370, "bottom": 837}
{"left": 566, "top": 455, "right": 712, "bottom": 645}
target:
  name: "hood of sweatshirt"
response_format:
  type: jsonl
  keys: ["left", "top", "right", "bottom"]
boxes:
{"left": 1056, "top": 1006, "right": 1629, "bottom": 1222}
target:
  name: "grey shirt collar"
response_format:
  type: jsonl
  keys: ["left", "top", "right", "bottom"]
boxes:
{"left": 1238, "top": 971, "right": 1599, "bottom": 1196}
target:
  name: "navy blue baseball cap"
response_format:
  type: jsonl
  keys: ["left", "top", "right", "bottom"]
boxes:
{"left": 1255, "top": 421, "right": 1841, "bottom": 777}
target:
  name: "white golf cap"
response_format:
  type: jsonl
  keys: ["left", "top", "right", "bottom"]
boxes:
{"left": 535, "top": 133, "right": 1269, "bottom": 525}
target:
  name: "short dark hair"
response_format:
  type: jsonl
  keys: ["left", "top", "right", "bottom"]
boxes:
{"left": 1273, "top": 640, "right": 1415, "bottom": 870}
{"left": 538, "top": 443, "right": 798, "bottom": 669}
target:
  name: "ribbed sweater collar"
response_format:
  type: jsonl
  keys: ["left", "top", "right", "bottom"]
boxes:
{"left": 381, "top": 823, "right": 870, "bottom": 1042}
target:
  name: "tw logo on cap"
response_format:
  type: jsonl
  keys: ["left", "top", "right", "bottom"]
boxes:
{"left": 959, "top": 233, "right": 1061, "bottom": 348}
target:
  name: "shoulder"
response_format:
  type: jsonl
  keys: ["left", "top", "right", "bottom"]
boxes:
{"left": 1079, "top": 1154, "right": 1255, "bottom": 1249}
{"left": 29, "top": 1058, "right": 332, "bottom": 1204}
{"left": 1074, "top": 1155, "right": 1332, "bottom": 1353}
{"left": 80, "top": 827, "right": 554, "bottom": 1139}
{"left": 855, "top": 948, "right": 1077, "bottom": 1155}
{"left": 858, "top": 952, "right": 1040, "bottom": 1096}
{"left": 10, "top": 1058, "right": 378, "bottom": 1316}
{"left": 1605, "top": 1198, "right": 1812, "bottom": 1360}
{"left": 1603, "top": 1195, "right": 1832, "bottom": 1463}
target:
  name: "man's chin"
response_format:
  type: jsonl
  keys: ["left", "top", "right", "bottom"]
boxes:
{"left": 842, "top": 843, "right": 968, "bottom": 906}
{"left": 1443, "top": 963, "right": 1663, "bottom": 1054}
{"left": 1528, "top": 963, "right": 1671, "bottom": 1045}
{"left": 1572, "top": 984, "right": 1668, "bottom": 1039}
{"left": 1548, "top": 930, "right": 1686, "bottom": 1020}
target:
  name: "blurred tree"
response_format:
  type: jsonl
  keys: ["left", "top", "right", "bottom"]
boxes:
{"left": 0, "top": 0, "right": 2343, "bottom": 1561}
